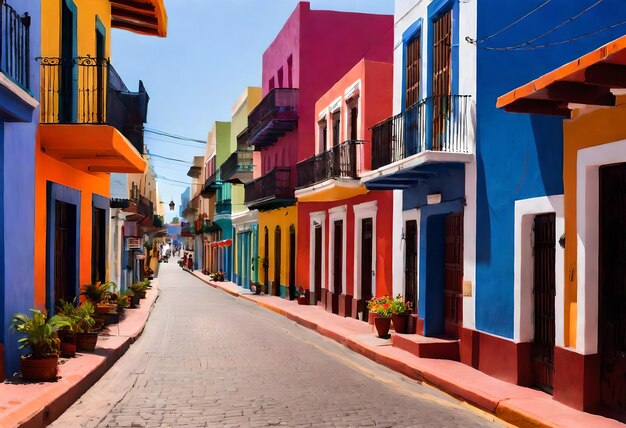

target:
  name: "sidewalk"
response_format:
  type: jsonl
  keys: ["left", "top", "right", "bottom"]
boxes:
{"left": 191, "top": 271, "right": 624, "bottom": 428}
{"left": 0, "top": 280, "right": 159, "bottom": 428}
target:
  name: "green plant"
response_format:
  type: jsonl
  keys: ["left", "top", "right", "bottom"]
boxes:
{"left": 128, "top": 282, "right": 148, "bottom": 295}
{"left": 143, "top": 278, "right": 152, "bottom": 289}
{"left": 56, "top": 299, "right": 80, "bottom": 338}
{"left": 81, "top": 281, "right": 116, "bottom": 304}
{"left": 10, "top": 310, "right": 68, "bottom": 358}
{"left": 74, "top": 302, "right": 97, "bottom": 333}
{"left": 390, "top": 294, "right": 413, "bottom": 315}
{"left": 117, "top": 293, "right": 131, "bottom": 310}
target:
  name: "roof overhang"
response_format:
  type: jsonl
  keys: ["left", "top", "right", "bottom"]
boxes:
{"left": 295, "top": 180, "right": 367, "bottom": 202}
{"left": 497, "top": 35, "right": 626, "bottom": 117}
{"left": 110, "top": 0, "right": 168, "bottom": 37}
{"left": 40, "top": 124, "right": 147, "bottom": 173}
{"left": 187, "top": 166, "right": 201, "bottom": 178}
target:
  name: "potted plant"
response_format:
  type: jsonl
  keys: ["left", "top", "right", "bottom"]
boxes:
{"left": 81, "top": 281, "right": 117, "bottom": 315}
{"left": 250, "top": 281, "right": 263, "bottom": 295}
{"left": 390, "top": 294, "right": 413, "bottom": 334}
{"left": 129, "top": 282, "right": 148, "bottom": 299}
{"left": 116, "top": 293, "right": 130, "bottom": 313}
{"left": 10, "top": 309, "right": 67, "bottom": 381}
{"left": 373, "top": 296, "right": 393, "bottom": 338}
{"left": 209, "top": 271, "right": 225, "bottom": 282}
{"left": 75, "top": 302, "right": 99, "bottom": 352}
{"left": 366, "top": 296, "right": 386, "bottom": 325}
{"left": 56, "top": 299, "right": 80, "bottom": 358}
{"left": 296, "top": 287, "right": 308, "bottom": 305}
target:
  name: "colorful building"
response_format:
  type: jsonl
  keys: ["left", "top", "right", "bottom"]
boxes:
{"left": 497, "top": 35, "right": 626, "bottom": 418}
{"left": 226, "top": 87, "right": 262, "bottom": 289}
{"left": 36, "top": 0, "right": 166, "bottom": 323}
{"left": 361, "top": 0, "right": 626, "bottom": 407}
{"left": 0, "top": 0, "right": 40, "bottom": 380}
{"left": 243, "top": 1, "right": 393, "bottom": 298}
{"left": 295, "top": 59, "right": 394, "bottom": 319}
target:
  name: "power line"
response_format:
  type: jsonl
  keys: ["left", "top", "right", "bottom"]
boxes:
{"left": 466, "top": 0, "right": 552, "bottom": 45}
{"left": 148, "top": 153, "right": 192, "bottom": 164}
{"left": 478, "top": 0, "right": 605, "bottom": 51}
{"left": 155, "top": 174, "right": 192, "bottom": 185}
{"left": 146, "top": 135, "right": 208, "bottom": 149}
{"left": 145, "top": 128, "right": 206, "bottom": 144}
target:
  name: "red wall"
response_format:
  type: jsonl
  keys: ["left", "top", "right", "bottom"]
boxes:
{"left": 297, "top": 191, "right": 394, "bottom": 298}
{"left": 259, "top": 2, "right": 393, "bottom": 185}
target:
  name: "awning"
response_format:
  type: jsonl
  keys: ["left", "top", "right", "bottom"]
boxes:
{"left": 497, "top": 35, "right": 626, "bottom": 117}
{"left": 40, "top": 124, "right": 147, "bottom": 173}
{"left": 210, "top": 239, "right": 232, "bottom": 248}
{"left": 110, "top": 0, "right": 168, "bottom": 37}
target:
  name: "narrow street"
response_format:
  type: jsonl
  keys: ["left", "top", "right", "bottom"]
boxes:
{"left": 51, "top": 260, "right": 504, "bottom": 428}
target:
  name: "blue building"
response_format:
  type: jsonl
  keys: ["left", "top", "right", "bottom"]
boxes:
{"left": 0, "top": 0, "right": 39, "bottom": 380}
{"left": 180, "top": 186, "right": 190, "bottom": 217}
{"left": 364, "top": 0, "right": 626, "bottom": 406}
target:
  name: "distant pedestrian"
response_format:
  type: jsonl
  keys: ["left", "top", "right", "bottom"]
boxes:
{"left": 187, "top": 254, "right": 194, "bottom": 271}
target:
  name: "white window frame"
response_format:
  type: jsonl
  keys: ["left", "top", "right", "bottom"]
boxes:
{"left": 328, "top": 205, "right": 347, "bottom": 295}
{"left": 353, "top": 201, "right": 378, "bottom": 301}
{"left": 309, "top": 211, "right": 326, "bottom": 293}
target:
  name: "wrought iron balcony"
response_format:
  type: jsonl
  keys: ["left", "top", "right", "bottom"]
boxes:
{"left": 0, "top": 0, "right": 30, "bottom": 90}
{"left": 201, "top": 172, "right": 220, "bottom": 198}
{"left": 236, "top": 128, "right": 249, "bottom": 147}
{"left": 371, "top": 95, "right": 471, "bottom": 170}
{"left": 216, "top": 200, "right": 232, "bottom": 215}
{"left": 244, "top": 167, "right": 294, "bottom": 211}
{"left": 220, "top": 148, "right": 254, "bottom": 184}
{"left": 136, "top": 195, "right": 153, "bottom": 219}
{"left": 297, "top": 140, "right": 362, "bottom": 188}
{"left": 153, "top": 215, "right": 164, "bottom": 228}
{"left": 39, "top": 56, "right": 149, "bottom": 154}
{"left": 247, "top": 88, "right": 298, "bottom": 148}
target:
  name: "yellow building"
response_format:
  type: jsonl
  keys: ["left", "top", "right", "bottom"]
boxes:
{"left": 497, "top": 35, "right": 626, "bottom": 414}
{"left": 36, "top": 0, "right": 166, "bottom": 312}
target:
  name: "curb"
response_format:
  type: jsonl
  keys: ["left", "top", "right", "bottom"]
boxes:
{"left": 189, "top": 271, "right": 585, "bottom": 428}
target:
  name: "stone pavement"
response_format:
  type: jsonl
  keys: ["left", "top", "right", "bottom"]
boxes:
{"left": 52, "top": 260, "right": 504, "bottom": 427}
{"left": 189, "top": 272, "right": 626, "bottom": 428}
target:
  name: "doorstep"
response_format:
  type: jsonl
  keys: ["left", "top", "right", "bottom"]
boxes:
{"left": 391, "top": 332, "right": 459, "bottom": 361}
{"left": 0, "top": 279, "right": 159, "bottom": 428}
{"left": 189, "top": 271, "right": 625, "bottom": 428}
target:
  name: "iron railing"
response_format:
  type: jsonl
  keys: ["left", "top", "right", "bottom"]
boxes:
{"left": 371, "top": 95, "right": 471, "bottom": 170}
{"left": 201, "top": 172, "right": 219, "bottom": 197}
{"left": 216, "top": 200, "right": 232, "bottom": 215}
{"left": 220, "top": 148, "right": 254, "bottom": 182}
{"left": 247, "top": 88, "right": 298, "bottom": 147}
{"left": 0, "top": 0, "right": 30, "bottom": 89}
{"left": 136, "top": 195, "right": 153, "bottom": 219}
{"left": 297, "top": 140, "right": 362, "bottom": 188}
{"left": 39, "top": 56, "right": 149, "bottom": 153}
{"left": 245, "top": 167, "right": 293, "bottom": 205}
{"left": 236, "top": 127, "right": 249, "bottom": 146}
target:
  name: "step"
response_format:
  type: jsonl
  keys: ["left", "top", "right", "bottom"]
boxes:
{"left": 391, "top": 333, "right": 460, "bottom": 361}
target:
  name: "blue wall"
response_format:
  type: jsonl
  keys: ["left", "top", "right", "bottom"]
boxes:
{"left": 475, "top": 0, "right": 626, "bottom": 338}
{"left": 1, "top": 0, "right": 40, "bottom": 377}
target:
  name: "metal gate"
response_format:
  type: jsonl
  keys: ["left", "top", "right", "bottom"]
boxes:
{"left": 599, "top": 164, "right": 626, "bottom": 415}
{"left": 532, "top": 213, "right": 556, "bottom": 394}
{"left": 444, "top": 212, "right": 463, "bottom": 339}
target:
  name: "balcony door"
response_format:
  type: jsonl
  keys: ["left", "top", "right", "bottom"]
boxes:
{"left": 405, "top": 35, "right": 421, "bottom": 156}
{"left": 432, "top": 9, "right": 452, "bottom": 151}
{"left": 60, "top": 0, "right": 76, "bottom": 123}
{"left": 95, "top": 25, "right": 106, "bottom": 122}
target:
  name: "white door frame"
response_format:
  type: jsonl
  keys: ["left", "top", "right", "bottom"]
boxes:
{"left": 309, "top": 211, "right": 326, "bottom": 293}
{"left": 513, "top": 195, "right": 565, "bottom": 347}
{"left": 353, "top": 201, "right": 377, "bottom": 300}
{"left": 328, "top": 205, "right": 347, "bottom": 294}
{"left": 402, "top": 209, "right": 421, "bottom": 304}
{"left": 576, "top": 139, "right": 626, "bottom": 355}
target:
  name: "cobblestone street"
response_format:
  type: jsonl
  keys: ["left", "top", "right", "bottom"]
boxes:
{"left": 52, "top": 260, "right": 504, "bottom": 427}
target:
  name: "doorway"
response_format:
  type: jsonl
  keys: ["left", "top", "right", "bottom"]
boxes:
{"left": 53, "top": 201, "right": 77, "bottom": 310}
{"left": 289, "top": 225, "right": 296, "bottom": 300}
{"left": 599, "top": 163, "right": 626, "bottom": 416}
{"left": 332, "top": 220, "right": 343, "bottom": 314}
{"left": 274, "top": 226, "right": 281, "bottom": 297}
{"left": 314, "top": 225, "right": 322, "bottom": 303}
{"left": 264, "top": 227, "right": 269, "bottom": 291}
{"left": 444, "top": 211, "right": 463, "bottom": 339}
{"left": 361, "top": 218, "right": 373, "bottom": 321}
{"left": 532, "top": 213, "right": 556, "bottom": 394}
{"left": 91, "top": 207, "right": 106, "bottom": 284}
{"left": 405, "top": 220, "right": 418, "bottom": 314}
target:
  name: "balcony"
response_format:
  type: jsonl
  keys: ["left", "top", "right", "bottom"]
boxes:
{"left": 216, "top": 200, "right": 232, "bottom": 215}
{"left": 136, "top": 195, "right": 154, "bottom": 219}
{"left": 244, "top": 167, "right": 295, "bottom": 211}
{"left": 0, "top": 1, "right": 30, "bottom": 90}
{"left": 220, "top": 148, "right": 254, "bottom": 184}
{"left": 297, "top": 140, "right": 363, "bottom": 187}
{"left": 153, "top": 215, "right": 164, "bottom": 228}
{"left": 201, "top": 172, "right": 220, "bottom": 197}
{"left": 370, "top": 95, "right": 471, "bottom": 170}
{"left": 247, "top": 88, "right": 298, "bottom": 148}
{"left": 37, "top": 56, "right": 148, "bottom": 173}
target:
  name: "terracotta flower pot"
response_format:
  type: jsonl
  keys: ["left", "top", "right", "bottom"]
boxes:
{"left": 368, "top": 312, "right": 381, "bottom": 325}
{"left": 138, "top": 291, "right": 147, "bottom": 299}
{"left": 392, "top": 313, "right": 410, "bottom": 334}
{"left": 20, "top": 355, "right": 59, "bottom": 381}
{"left": 60, "top": 341, "right": 76, "bottom": 358}
{"left": 76, "top": 332, "right": 98, "bottom": 352}
{"left": 374, "top": 316, "right": 392, "bottom": 338}
{"left": 297, "top": 296, "right": 308, "bottom": 305}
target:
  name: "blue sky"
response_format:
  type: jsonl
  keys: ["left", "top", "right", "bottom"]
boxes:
{"left": 111, "top": 0, "right": 394, "bottom": 221}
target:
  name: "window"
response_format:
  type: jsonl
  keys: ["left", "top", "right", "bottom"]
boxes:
{"left": 405, "top": 35, "right": 420, "bottom": 108}
{"left": 287, "top": 55, "right": 293, "bottom": 88}
{"left": 269, "top": 77, "right": 275, "bottom": 91}
{"left": 318, "top": 119, "right": 327, "bottom": 153}
{"left": 347, "top": 101, "right": 359, "bottom": 141}
{"left": 332, "top": 111, "right": 341, "bottom": 146}
{"left": 277, "top": 67, "right": 284, "bottom": 88}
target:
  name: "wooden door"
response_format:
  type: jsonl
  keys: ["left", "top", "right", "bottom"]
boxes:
{"left": 405, "top": 220, "right": 418, "bottom": 313}
{"left": 54, "top": 201, "right": 77, "bottom": 309}
{"left": 264, "top": 227, "right": 269, "bottom": 290}
{"left": 289, "top": 226, "right": 296, "bottom": 300}
{"left": 444, "top": 212, "right": 463, "bottom": 339}
{"left": 333, "top": 220, "right": 343, "bottom": 297}
{"left": 274, "top": 226, "right": 281, "bottom": 296}
{"left": 314, "top": 225, "right": 322, "bottom": 302}
{"left": 432, "top": 9, "right": 452, "bottom": 150}
{"left": 533, "top": 213, "right": 556, "bottom": 394}
{"left": 599, "top": 164, "right": 626, "bottom": 416}
{"left": 91, "top": 207, "right": 106, "bottom": 284}
{"left": 361, "top": 218, "right": 373, "bottom": 321}
{"left": 60, "top": 1, "right": 75, "bottom": 122}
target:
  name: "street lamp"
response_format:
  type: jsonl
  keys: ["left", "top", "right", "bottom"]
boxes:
{"left": 169, "top": 200, "right": 175, "bottom": 211}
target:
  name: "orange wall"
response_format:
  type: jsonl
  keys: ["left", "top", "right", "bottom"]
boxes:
{"left": 34, "top": 132, "right": 110, "bottom": 309}
{"left": 562, "top": 97, "right": 626, "bottom": 347}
